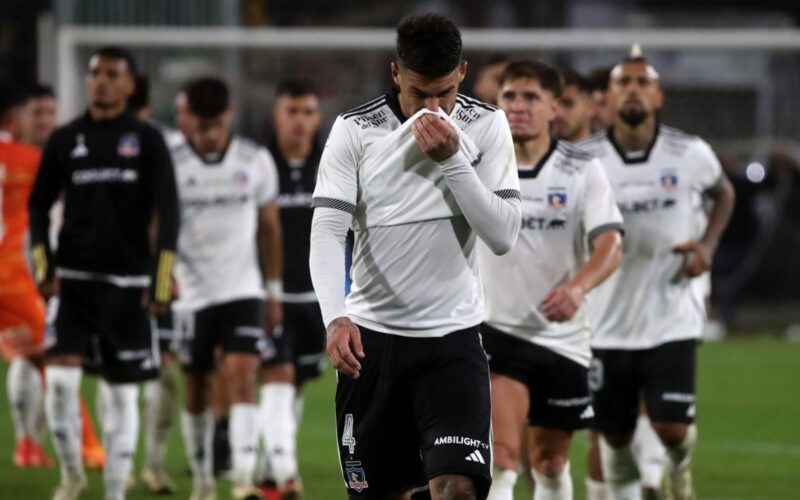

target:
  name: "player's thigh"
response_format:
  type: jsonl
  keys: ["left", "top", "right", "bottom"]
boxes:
{"left": 411, "top": 327, "right": 492, "bottom": 500}
{"left": 589, "top": 348, "right": 639, "bottom": 437}
{"left": 292, "top": 301, "right": 326, "bottom": 384}
{"left": 218, "top": 298, "right": 265, "bottom": 357}
{"left": 641, "top": 339, "right": 697, "bottom": 425}
{"left": 260, "top": 302, "right": 295, "bottom": 373}
{"left": 337, "top": 326, "right": 425, "bottom": 498}
{"left": 0, "top": 291, "right": 46, "bottom": 360}
{"left": 174, "top": 305, "right": 218, "bottom": 375}
{"left": 489, "top": 373, "right": 529, "bottom": 467}
{"left": 528, "top": 345, "right": 593, "bottom": 432}
{"left": 95, "top": 283, "right": 157, "bottom": 383}
{"left": 47, "top": 279, "right": 96, "bottom": 360}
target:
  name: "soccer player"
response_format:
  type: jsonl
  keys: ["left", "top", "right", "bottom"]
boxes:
{"left": 171, "top": 77, "right": 282, "bottom": 500}
{"left": 0, "top": 82, "right": 53, "bottom": 469}
{"left": 310, "top": 13, "right": 521, "bottom": 500}
{"left": 127, "top": 73, "right": 181, "bottom": 494}
{"left": 28, "top": 46, "right": 179, "bottom": 500}
{"left": 481, "top": 60, "right": 623, "bottom": 500}
{"left": 580, "top": 50, "right": 735, "bottom": 500}
{"left": 553, "top": 68, "right": 593, "bottom": 144}
{"left": 257, "top": 79, "right": 324, "bottom": 497}
{"left": 472, "top": 55, "right": 509, "bottom": 105}
{"left": 19, "top": 83, "right": 58, "bottom": 149}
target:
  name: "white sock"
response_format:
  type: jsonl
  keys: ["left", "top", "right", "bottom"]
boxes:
{"left": 666, "top": 425, "right": 697, "bottom": 471}
{"left": 260, "top": 383, "right": 298, "bottom": 485}
{"left": 229, "top": 403, "right": 259, "bottom": 487}
{"left": 96, "top": 378, "right": 112, "bottom": 427}
{"left": 8, "top": 357, "right": 42, "bottom": 441}
{"left": 586, "top": 478, "right": 608, "bottom": 500}
{"left": 531, "top": 461, "right": 573, "bottom": 500}
{"left": 632, "top": 415, "right": 667, "bottom": 489}
{"left": 103, "top": 383, "right": 140, "bottom": 500}
{"left": 143, "top": 365, "right": 177, "bottom": 469}
{"left": 294, "top": 393, "right": 304, "bottom": 426}
{"left": 44, "top": 366, "right": 84, "bottom": 478}
{"left": 181, "top": 410, "right": 214, "bottom": 487}
{"left": 486, "top": 467, "right": 517, "bottom": 500}
{"left": 599, "top": 437, "right": 641, "bottom": 500}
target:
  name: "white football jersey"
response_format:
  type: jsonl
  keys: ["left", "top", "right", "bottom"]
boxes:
{"left": 580, "top": 125, "right": 722, "bottom": 349}
{"left": 313, "top": 91, "right": 519, "bottom": 337}
{"left": 171, "top": 136, "right": 279, "bottom": 311}
{"left": 479, "top": 140, "right": 623, "bottom": 366}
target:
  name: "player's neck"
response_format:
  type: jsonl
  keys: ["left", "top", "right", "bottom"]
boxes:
{"left": 514, "top": 133, "right": 552, "bottom": 166}
{"left": 89, "top": 102, "right": 126, "bottom": 122}
{"left": 568, "top": 124, "right": 592, "bottom": 144}
{"left": 613, "top": 116, "right": 657, "bottom": 152}
{"left": 278, "top": 139, "right": 312, "bottom": 163}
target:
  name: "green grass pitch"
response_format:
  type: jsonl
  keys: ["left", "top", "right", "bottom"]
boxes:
{"left": 0, "top": 337, "right": 797, "bottom": 498}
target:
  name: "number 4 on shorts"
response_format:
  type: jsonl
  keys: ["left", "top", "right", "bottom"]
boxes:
{"left": 342, "top": 413, "right": 356, "bottom": 454}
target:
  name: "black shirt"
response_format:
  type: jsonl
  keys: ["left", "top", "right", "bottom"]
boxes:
{"left": 28, "top": 111, "right": 179, "bottom": 303}
{"left": 268, "top": 137, "right": 322, "bottom": 296}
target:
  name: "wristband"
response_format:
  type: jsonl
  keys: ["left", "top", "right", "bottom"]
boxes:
{"left": 266, "top": 279, "right": 284, "bottom": 301}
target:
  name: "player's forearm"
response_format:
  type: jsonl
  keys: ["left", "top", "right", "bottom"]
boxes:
{"left": 437, "top": 151, "right": 521, "bottom": 255}
{"left": 701, "top": 175, "right": 735, "bottom": 253}
{"left": 258, "top": 221, "right": 284, "bottom": 283}
{"left": 151, "top": 181, "right": 180, "bottom": 304}
{"left": 309, "top": 207, "right": 350, "bottom": 328}
{"left": 569, "top": 230, "right": 623, "bottom": 294}
{"left": 28, "top": 173, "right": 59, "bottom": 284}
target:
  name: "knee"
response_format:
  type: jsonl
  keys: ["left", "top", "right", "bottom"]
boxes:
{"left": 493, "top": 441, "right": 520, "bottom": 470}
{"left": 603, "top": 432, "right": 633, "bottom": 449}
{"left": 651, "top": 422, "right": 687, "bottom": 448}
{"left": 533, "top": 455, "right": 568, "bottom": 478}
{"left": 430, "top": 474, "right": 476, "bottom": 500}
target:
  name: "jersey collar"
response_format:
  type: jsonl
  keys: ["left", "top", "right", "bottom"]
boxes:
{"left": 189, "top": 135, "right": 233, "bottom": 165}
{"left": 518, "top": 139, "right": 558, "bottom": 179}
{"left": 607, "top": 123, "right": 660, "bottom": 165}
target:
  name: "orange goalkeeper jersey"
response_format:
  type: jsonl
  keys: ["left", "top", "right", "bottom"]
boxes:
{"left": 0, "top": 133, "right": 41, "bottom": 295}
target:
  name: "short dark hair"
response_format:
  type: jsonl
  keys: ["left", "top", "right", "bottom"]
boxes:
{"left": 498, "top": 60, "right": 563, "bottom": 98}
{"left": 0, "top": 81, "right": 30, "bottom": 119}
{"left": 185, "top": 77, "right": 230, "bottom": 118}
{"left": 26, "top": 83, "right": 55, "bottom": 100}
{"left": 127, "top": 75, "right": 150, "bottom": 113}
{"left": 90, "top": 46, "right": 138, "bottom": 77}
{"left": 560, "top": 67, "right": 591, "bottom": 94}
{"left": 396, "top": 13, "right": 462, "bottom": 78}
{"left": 274, "top": 79, "right": 318, "bottom": 100}
{"left": 586, "top": 65, "right": 613, "bottom": 93}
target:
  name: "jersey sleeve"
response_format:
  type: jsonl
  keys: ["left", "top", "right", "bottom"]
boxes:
{"left": 28, "top": 130, "right": 64, "bottom": 285}
{"left": 582, "top": 158, "right": 624, "bottom": 242}
{"left": 256, "top": 148, "right": 280, "bottom": 206}
{"left": 690, "top": 139, "right": 723, "bottom": 192}
{"left": 311, "top": 116, "right": 360, "bottom": 214}
{"left": 472, "top": 110, "right": 521, "bottom": 200}
{"left": 148, "top": 127, "right": 180, "bottom": 304}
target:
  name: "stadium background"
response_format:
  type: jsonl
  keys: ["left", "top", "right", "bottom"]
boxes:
{"left": 1, "top": 0, "right": 799, "bottom": 498}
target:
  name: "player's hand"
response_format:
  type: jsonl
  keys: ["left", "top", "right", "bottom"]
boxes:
{"left": 265, "top": 298, "right": 283, "bottom": 337}
{"left": 412, "top": 113, "right": 460, "bottom": 162}
{"left": 38, "top": 278, "right": 59, "bottom": 300}
{"left": 673, "top": 241, "right": 712, "bottom": 278}
{"left": 540, "top": 283, "right": 585, "bottom": 322}
{"left": 149, "top": 302, "right": 170, "bottom": 317}
{"left": 326, "top": 316, "right": 365, "bottom": 379}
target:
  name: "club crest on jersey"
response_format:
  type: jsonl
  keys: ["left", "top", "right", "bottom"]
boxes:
{"left": 548, "top": 191, "right": 567, "bottom": 210}
{"left": 233, "top": 170, "right": 249, "bottom": 187}
{"left": 661, "top": 171, "right": 678, "bottom": 190}
{"left": 117, "top": 133, "right": 140, "bottom": 158}
{"left": 346, "top": 467, "right": 369, "bottom": 492}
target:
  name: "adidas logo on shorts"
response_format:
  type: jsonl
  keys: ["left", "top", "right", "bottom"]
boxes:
{"left": 580, "top": 405, "right": 595, "bottom": 420}
{"left": 465, "top": 450, "right": 485, "bottom": 464}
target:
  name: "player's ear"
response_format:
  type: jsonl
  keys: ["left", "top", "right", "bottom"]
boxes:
{"left": 457, "top": 60, "right": 468, "bottom": 83}
{"left": 391, "top": 62, "right": 401, "bottom": 86}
